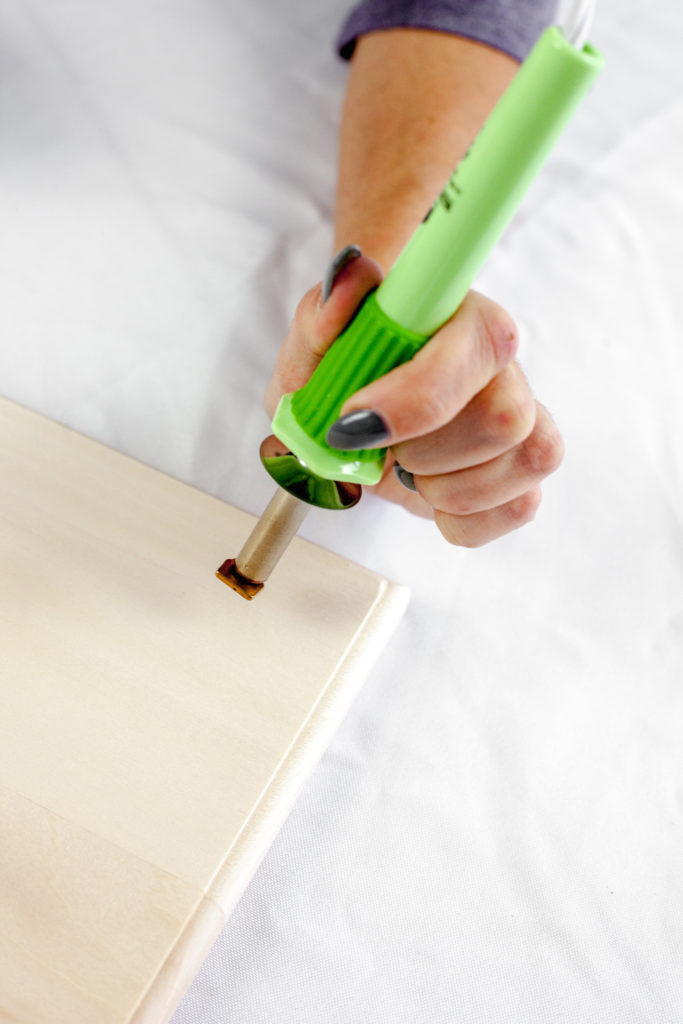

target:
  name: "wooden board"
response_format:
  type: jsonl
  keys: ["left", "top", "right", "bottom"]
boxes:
{"left": 0, "top": 398, "right": 408, "bottom": 1024}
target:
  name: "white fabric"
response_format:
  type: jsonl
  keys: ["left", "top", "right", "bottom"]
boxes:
{"left": 2, "top": 1, "right": 682, "bottom": 1020}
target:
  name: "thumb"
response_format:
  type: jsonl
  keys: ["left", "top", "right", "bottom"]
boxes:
{"left": 264, "top": 248, "right": 383, "bottom": 418}
{"left": 327, "top": 290, "right": 519, "bottom": 448}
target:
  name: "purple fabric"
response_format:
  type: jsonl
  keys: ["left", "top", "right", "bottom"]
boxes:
{"left": 338, "top": 0, "right": 557, "bottom": 63}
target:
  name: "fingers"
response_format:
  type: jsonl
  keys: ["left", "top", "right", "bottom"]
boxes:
{"left": 372, "top": 462, "right": 544, "bottom": 546}
{"left": 334, "top": 290, "right": 519, "bottom": 445}
{"left": 371, "top": 453, "right": 436, "bottom": 519}
{"left": 414, "top": 402, "right": 564, "bottom": 516}
{"left": 392, "top": 362, "right": 536, "bottom": 475}
{"left": 264, "top": 251, "right": 383, "bottom": 417}
{"left": 434, "top": 486, "right": 543, "bottom": 547}
{"left": 265, "top": 266, "right": 563, "bottom": 550}
{"left": 372, "top": 403, "right": 563, "bottom": 547}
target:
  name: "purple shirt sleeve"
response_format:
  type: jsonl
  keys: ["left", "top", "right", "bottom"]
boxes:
{"left": 337, "top": 0, "right": 557, "bottom": 63}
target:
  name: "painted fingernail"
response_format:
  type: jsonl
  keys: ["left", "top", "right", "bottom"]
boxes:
{"left": 326, "top": 409, "right": 389, "bottom": 450}
{"left": 322, "top": 244, "right": 362, "bottom": 303}
{"left": 393, "top": 463, "right": 417, "bottom": 492}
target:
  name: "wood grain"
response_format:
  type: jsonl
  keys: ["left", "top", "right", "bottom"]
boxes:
{"left": 0, "top": 398, "right": 408, "bottom": 1023}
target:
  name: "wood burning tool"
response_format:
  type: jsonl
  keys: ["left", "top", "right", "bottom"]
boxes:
{"left": 217, "top": 22, "right": 603, "bottom": 600}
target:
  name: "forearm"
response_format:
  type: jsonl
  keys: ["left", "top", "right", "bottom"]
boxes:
{"left": 333, "top": 29, "right": 519, "bottom": 270}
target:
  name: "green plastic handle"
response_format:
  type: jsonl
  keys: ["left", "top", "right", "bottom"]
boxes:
{"left": 271, "top": 27, "right": 604, "bottom": 486}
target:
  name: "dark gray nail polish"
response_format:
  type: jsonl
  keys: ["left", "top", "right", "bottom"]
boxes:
{"left": 322, "top": 244, "right": 362, "bottom": 303}
{"left": 326, "top": 409, "right": 389, "bottom": 450}
{"left": 393, "top": 463, "right": 417, "bottom": 492}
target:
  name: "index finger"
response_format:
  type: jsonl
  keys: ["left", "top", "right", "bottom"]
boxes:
{"left": 334, "top": 290, "right": 519, "bottom": 446}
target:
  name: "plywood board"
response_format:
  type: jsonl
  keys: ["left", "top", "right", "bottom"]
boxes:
{"left": 0, "top": 397, "right": 408, "bottom": 1024}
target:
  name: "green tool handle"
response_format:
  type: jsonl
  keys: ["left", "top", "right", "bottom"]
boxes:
{"left": 271, "top": 27, "right": 604, "bottom": 486}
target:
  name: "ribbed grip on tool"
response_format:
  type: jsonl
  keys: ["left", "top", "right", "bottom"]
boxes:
{"left": 271, "top": 291, "right": 428, "bottom": 485}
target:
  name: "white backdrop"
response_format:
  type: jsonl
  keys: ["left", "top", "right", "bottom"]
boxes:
{"left": 1, "top": 1, "right": 682, "bottom": 1021}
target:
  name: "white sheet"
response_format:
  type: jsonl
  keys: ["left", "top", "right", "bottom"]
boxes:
{"left": 2, "top": 1, "right": 682, "bottom": 1020}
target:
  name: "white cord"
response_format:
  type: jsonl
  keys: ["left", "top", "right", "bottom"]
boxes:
{"left": 557, "top": 0, "right": 596, "bottom": 48}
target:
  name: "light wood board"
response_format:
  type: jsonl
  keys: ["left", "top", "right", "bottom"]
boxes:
{"left": 0, "top": 398, "right": 408, "bottom": 1024}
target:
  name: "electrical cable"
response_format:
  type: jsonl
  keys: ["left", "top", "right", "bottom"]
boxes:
{"left": 558, "top": 0, "right": 596, "bottom": 48}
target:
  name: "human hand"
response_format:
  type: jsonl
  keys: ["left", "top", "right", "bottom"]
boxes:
{"left": 265, "top": 246, "right": 564, "bottom": 547}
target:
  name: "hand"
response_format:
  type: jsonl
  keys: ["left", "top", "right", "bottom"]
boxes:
{"left": 265, "top": 248, "right": 564, "bottom": 547}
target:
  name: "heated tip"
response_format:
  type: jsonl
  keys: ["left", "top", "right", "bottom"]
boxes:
{"left": 216, "top": 558, "right": 264, "bottom": 600}
{"left": 215, "top": 488, "right": 308, "bottom": 600}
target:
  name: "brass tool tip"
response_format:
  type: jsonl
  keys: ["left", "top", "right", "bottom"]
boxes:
{"left": 215, "top": 559, "right": 264, "bottom": 600}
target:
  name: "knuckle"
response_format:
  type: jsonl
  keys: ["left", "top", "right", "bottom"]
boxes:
{"left": 475, "top": 301, "right": 519, "bottom": 368}
{"left": 507, "top": 487, "right": 542, "bottom": 526}
{"left": 444, "top": 488, "right": 477, "bottom": 518}
{"left": 486, "top": 386, "right": 536, "bottom": 449}
{"left": 410, "top": 374, "right": 453, "bottom": 431}
{"left": 521, "top": 426, "right": 565, "bottom": 478}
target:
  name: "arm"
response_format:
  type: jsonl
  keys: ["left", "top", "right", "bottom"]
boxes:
{"left": 333, "top": 29, "right": 518, "bottom": 270}
{"left": 266, "top": 29, "right": 564, "bottom": 547}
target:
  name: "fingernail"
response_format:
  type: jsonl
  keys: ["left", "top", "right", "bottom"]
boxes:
{"left": 393, "top": 463, "right": 417, "bottom": 492}
{"left": 326, "top": 409, "right": 389, "bottom": 450}
{"left": 322, "top": 244, "right": 362, "bottom": 303}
